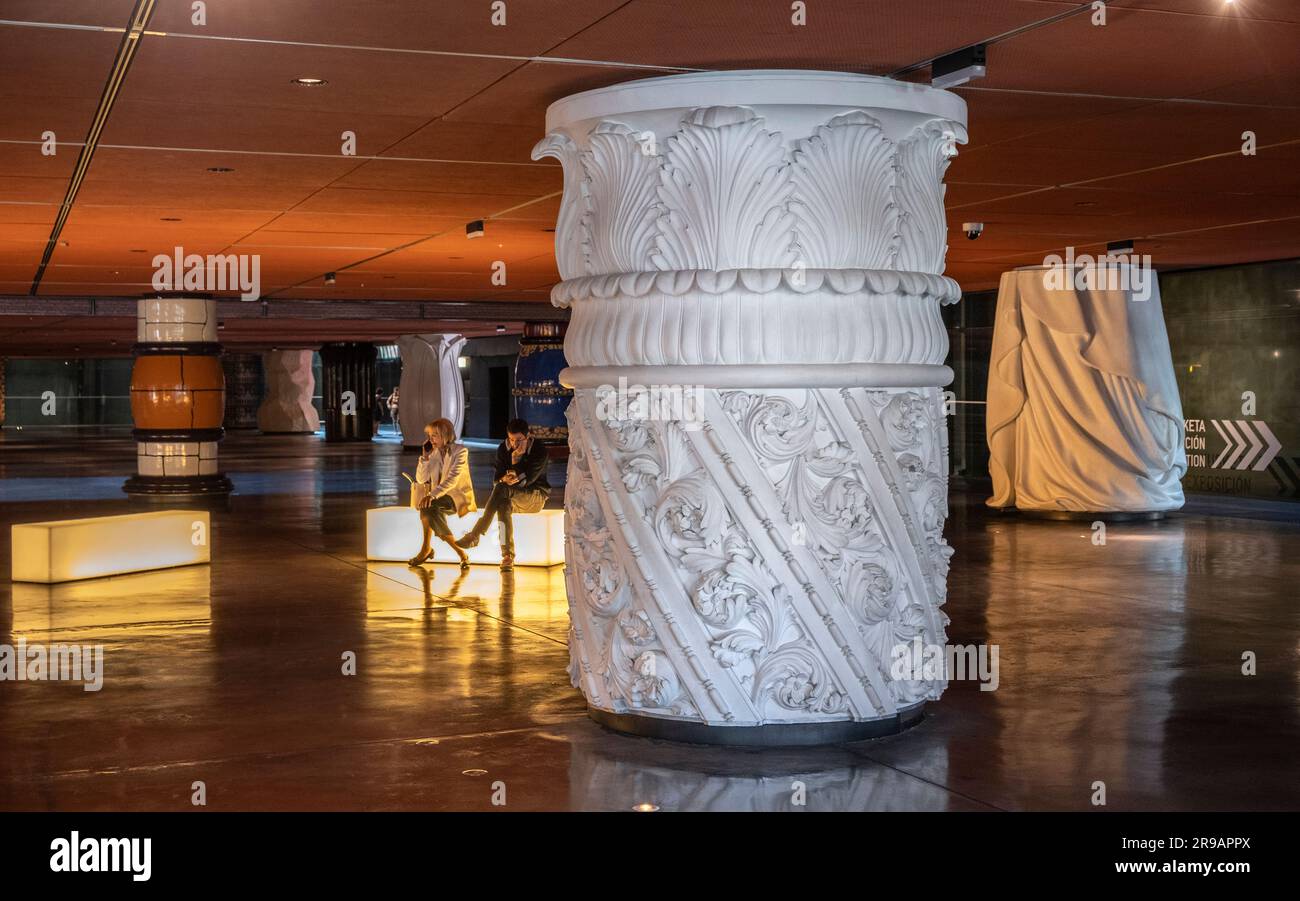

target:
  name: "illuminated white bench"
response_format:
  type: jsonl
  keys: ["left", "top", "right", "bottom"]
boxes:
{"left": 365, "top": 506, "right": 564, "bottom": 567}
{"left": 11, "top": 510, "right": 211, "bottom": 584}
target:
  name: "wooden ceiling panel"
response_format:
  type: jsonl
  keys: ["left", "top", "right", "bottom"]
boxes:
{"left": 545, "top": 0, "right": 1082, "bottom": 74}
{"left": 980, "top": 5, "right": 1300, "bottom": 99}
{"left": 331, "top": 159, "right": 558, "bottom": 196}
{"left": 291, "top": 187, "right": 536, "bottom": 219}
{"left": 145, "top": 0, "right": 628, "bottom": 57}
{"left": 383, "top": 120, "right": 548, "bottom": 164}
{"left": 116, "top": 37, "right": 520, "bottom": 120}
{"left": 0, "top": 26, "right": 123, "bottom": 108}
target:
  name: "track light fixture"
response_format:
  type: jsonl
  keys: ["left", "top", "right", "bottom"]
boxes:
{"left": 932, "top": 44, "right": 986, "bottom": 90}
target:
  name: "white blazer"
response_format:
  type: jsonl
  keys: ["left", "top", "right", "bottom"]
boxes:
{"left": 412, "top": 443, "right": 477, "bottom": 515}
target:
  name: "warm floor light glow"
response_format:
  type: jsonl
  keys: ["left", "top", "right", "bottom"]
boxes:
{"left": 366, "top": 506, "right": 565, "bottom": 566}
{"left": 11, "top": 511, "right": 211, "bottom": 583}
{"left": 365, "top": 564, "right": 567, "bottom": 619}
{"left": 10, "top": 566, "right": 212, "bottom": 632}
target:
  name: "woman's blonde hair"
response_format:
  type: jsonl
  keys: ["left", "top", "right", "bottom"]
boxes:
{"left": 426, "top": 418, "right": 456, "bottom": 445}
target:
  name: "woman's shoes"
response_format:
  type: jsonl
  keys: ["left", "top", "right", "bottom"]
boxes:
{"left": 407, "top": 551, "right": 431, "bottom": 567}
{"left": 457, "top": 556, "right": 471, "bottom": 571}
{"left": 499, "top": 552, "right": 514, "bottom": 572}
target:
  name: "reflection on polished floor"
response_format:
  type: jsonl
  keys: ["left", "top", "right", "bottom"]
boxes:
{"left": 1, "top": 430, "right": 1297, "bottom": 811}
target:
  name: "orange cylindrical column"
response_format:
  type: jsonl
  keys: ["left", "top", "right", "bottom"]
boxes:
{"left": 123, "top": 295, "right": 233, "bottom": 499}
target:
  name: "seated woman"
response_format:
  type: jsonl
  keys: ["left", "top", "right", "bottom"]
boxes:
{"left": 455, "top": 418, "right": 549, "bottom": 572}
{"left": 407, "top": 418, "right": 474, "bottom": 569}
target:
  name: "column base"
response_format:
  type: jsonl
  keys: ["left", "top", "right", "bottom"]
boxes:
{"left": 123, "top": 474, "right": 234, "bottom": 502}
{"left": 589, "top": 703, "right": 926, "bottom": 748}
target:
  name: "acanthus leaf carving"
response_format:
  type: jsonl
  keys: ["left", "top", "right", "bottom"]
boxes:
{"left": 530, "top": 132, "right": 586, "bottom": 280}
{"left": 652, "top": 106, "right": 797, "bottom": 272}
{"left": 580, "top": 121, "right": 662, "bottom": 275}
{"left": 894, "top": 118, "right": 961, "bottom": 275}
{"left": 789, "top": 111, "right": 896, "bottom": 270}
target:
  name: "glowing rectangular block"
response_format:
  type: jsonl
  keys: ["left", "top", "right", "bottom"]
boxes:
{"left": 365, "top": 506, "right": 564, "bottom": 567}
{"left": 11, "top": 510, "right": 211, "bottom": 584}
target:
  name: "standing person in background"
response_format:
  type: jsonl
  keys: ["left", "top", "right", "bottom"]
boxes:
{"left": 454, "top": 418, "right": 548, "bottom": 572}
{"left": 373, "top": 389, "right": 386, "bottom": 436}
{"left": 387, "top": 386, "right": 400, "bottom": 435}
{"left": 407, "top": 418, "right": 474, "bottom": 569}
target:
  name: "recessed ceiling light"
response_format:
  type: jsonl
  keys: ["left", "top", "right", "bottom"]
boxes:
{"left": 130, "top": 249, "right": 148, "bottom": 253}
{"left": 325, "top": 272, "right": 337, "bottom": 286}
{"left": 1074, "top": 201, "right": 1098, "bottom": 208}
{"left": 160, "top": 217, "right": 181, "bottom": 222}
{"left": 495, "top": 324, "right": 506, "bottom": 333}
{"left": 207, "top": 166, "right": 234, "bottom": 173}
{"left": 291, "top": 77, "right": 328, "bottom": 87}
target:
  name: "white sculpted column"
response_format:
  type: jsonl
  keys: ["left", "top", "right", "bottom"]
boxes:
{"left": 986, "top": 265, "right": 1187, "bottom": 515}
{"left": 258, "top": 349, "right": 319, "bottom": 434}
{"left": 534, "top": 71, "right": 968, "bottom": 744}
{"left": 396, "top": 333, "right": 466, "bottom": 444}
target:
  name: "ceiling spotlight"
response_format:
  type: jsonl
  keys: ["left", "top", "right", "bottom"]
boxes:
{"left": 291, "top": 77, "right": 328, "bottom": 87}
{"left": 206, "top": 166, "right": 234, "bottom": 173}
{"left": 457, "top": 355, "right": 469, "bottom": 369}
{"left": 932, "top": 44, "right": 986, "bottom": 90}
{"left": 466, "top": 219, "right": 485, "bottom": 239}
{"left": 495, "top": 324, "right": 506, "bottom": 333}
{"left": 325, "top": 272, "right": 337, "bottom": 286}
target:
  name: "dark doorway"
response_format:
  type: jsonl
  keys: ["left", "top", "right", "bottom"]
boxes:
{"left": 488, "top": 366, "right": 511, "bottom": 439}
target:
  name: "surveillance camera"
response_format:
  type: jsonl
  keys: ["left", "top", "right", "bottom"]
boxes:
{"left": 962, "top": 222, "right": 984, "bottom": 240}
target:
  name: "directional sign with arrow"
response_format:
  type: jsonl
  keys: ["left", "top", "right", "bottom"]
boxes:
{"left": 1209, "top": 419, "right": 1282, "bottom": 471}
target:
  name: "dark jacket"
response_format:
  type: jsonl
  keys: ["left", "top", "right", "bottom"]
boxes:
{"left": 494, "top": 439, "right": 550, "bottom": 491}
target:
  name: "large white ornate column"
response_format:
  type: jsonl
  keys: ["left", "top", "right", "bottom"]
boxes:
{"left": 397, "top": 333, "right": 466, "bottom": 444}
{"left": 535, "top": 71, "right": 967, "bottom": 745}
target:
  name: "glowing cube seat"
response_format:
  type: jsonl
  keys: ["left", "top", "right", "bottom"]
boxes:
{"left": 11, "top": 510, "right": 211, "bottom": 583}
{"left": 365, "top": 506, "right": 564, "bottom": 567}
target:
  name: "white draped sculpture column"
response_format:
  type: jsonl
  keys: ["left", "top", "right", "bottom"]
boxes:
{"left": 397, "top": 333, "right": 466, "bottom": 444}
{"left": 986, "top": 265, "right": 1186, "bottom": 515}
{"left": 258, "top": 349, "right": 319, "bottom": 434}
{"left": 534, "top": 71, "right": 968, "bottom": 744}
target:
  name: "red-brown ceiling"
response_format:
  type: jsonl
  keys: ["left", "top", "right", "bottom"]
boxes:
{"left": 1, "top": 0, "right": 1297, "bottom": 353}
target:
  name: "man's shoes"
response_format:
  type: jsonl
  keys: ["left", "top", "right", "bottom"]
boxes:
{"left": 455, "top": 530, "right": 481, "bottom": 549}
{"left": 500, "top": 551, "right": 514, "bottom": 572}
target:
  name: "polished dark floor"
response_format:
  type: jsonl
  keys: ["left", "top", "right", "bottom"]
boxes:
{"left": 1, "top": 428, "right": 1297, "bottom": 811}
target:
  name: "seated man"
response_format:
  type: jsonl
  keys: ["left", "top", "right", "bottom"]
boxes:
{"left": 455, "top": 418, "right": 549, "bottom": 571}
